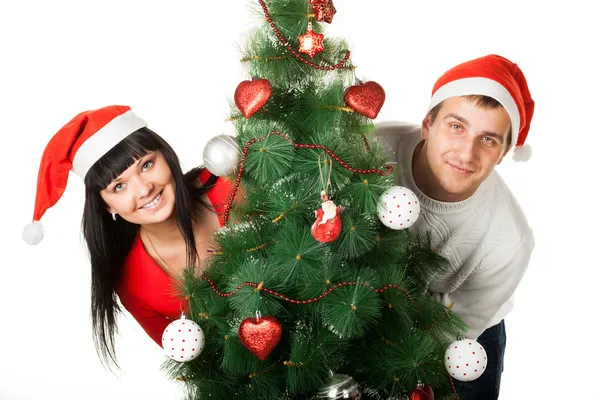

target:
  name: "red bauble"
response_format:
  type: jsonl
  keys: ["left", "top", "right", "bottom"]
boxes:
{"left": 311, "top": 199, "right": 342, "bottom": 243}
{"left": 298, "top": 25, "right": 325, "bottom": 58}
{"left": 234, "top": 77, "right": 272, "bottom": 118}
{"left": 238, "top": 316, "right": 282, "bottom": 360}
{"left": 408, "top": 384, "right": 434, "bottom": 400}
{"left": 313, "top": 0, "right": 336, "bottom": 23}
{"left": 344, "top": 81, "right": 386, "bottom": 119}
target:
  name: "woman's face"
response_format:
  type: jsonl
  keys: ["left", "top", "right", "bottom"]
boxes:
{"left": 100, "top": 151, "right": 176, "bottom": 226}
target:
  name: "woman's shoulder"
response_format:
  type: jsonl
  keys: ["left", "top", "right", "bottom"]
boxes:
{"left": 196, "top": 168, "right": 234, "bottom": 226}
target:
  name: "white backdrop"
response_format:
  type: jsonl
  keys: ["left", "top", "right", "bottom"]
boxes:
{"left": 1, "top": 0, "right": 598, "bottom": 399}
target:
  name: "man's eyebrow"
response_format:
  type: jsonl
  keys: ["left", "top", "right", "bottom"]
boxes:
{"left": 443, "top": 113, "right": 470, "bottom": 126}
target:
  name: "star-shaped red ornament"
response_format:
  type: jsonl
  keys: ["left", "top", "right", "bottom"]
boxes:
{"left": 313, "top": 0, "right": 336, "bottom": 23}
{"left": 298, "top": 26, "right": 324, "bottom": 58}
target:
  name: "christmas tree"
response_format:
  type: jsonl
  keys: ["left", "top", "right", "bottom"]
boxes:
{"left": 163, "top": 0, "right": 469, "bottom": 398}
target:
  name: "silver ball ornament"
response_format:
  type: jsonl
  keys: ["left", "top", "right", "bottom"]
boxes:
{"left": 202, "top": 134, "right": 241, "bottom": 177}
{"left": 317, "top": 374, "right": 361, "bottom": 399}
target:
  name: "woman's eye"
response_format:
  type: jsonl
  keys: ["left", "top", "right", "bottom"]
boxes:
{"left": 142, "top": 160, "right": 154, "bottom": 171}
{"left": 113, "top": 183, "right": 125, "bottom": 193}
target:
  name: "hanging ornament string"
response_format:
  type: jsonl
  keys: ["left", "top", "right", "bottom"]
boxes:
{"left": 257, "top": 0, "right": 351, "bottom": 71}
{"left": 223, "top": 130, "right": 394, "bottom": 223}
{"left": 317, "top": 153, "right": 333, "bottom": 200}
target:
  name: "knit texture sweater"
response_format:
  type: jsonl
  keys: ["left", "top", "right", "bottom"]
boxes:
{"left": 374, "top": 121, "right": 534, "bottom": 339}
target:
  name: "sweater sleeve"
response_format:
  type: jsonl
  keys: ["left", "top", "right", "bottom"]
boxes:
{"left": 373, "top": 121, "right": 422, "bottom": 164}
{"left": 435, "top": 230, "right": 535, "bottom": 339}
{"left": 117, "top": 288, "right": 173, "bottom": 348}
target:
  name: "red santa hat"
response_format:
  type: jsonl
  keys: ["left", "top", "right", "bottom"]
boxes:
{"left": 427, "top": 54, "right": 535, "bottom": 161}
{"left": 23, "top": 105, "right": 147, "bottom": 245}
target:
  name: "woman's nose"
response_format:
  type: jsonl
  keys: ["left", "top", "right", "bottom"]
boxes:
{"left": 133, "top": 176, "right": 153, "bottom": 198}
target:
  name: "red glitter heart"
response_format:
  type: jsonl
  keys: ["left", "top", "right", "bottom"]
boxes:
{"left": 344, "top": 81, "right": 386, "bottom": 119}
{"left": 238, "top": 316, "right": 282, "bottom": 361}
{"left": 234, "top": 77, "right": 272, "bottom": 118}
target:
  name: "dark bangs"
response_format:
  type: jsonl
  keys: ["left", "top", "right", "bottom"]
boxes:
{"left": 85, "top": 127, "right": 160, "bottom": 190}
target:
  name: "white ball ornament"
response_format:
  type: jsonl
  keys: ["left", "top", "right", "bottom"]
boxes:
{"left": 202, "top": 134, "right": 241, "bottom": 177}
{"left": 162, "top": 314, "right": 205, "bottom": 362}
{"left": 445, "top": 339, "right": 488, "bottom": 381}
{"left": 376, "top": 186, "right": 420, "bottom": 230}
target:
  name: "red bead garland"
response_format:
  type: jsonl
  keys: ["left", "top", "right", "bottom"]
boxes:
{"left": 448, "top": 375, "right": 460, "bottom": 399}
{"left": 223, "top": 130, "right": 394, "bottom": 224}
{"left": 200, "top": 276, "right": 416, "bottom": 308}
{"left": 257, "top": 0, "right": 351, "bottom": 71}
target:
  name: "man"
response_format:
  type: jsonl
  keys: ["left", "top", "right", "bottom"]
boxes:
{"left": 374, "top": 54, "right": 535, "bottom": 399}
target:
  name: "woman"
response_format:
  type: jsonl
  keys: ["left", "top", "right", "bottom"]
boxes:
{"left": 23, "top": 105, "right": 231, "bottom": 367}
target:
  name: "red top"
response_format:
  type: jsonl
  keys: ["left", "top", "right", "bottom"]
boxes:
{"left": 116, "top": 170, "right": 230, "bottom": 347}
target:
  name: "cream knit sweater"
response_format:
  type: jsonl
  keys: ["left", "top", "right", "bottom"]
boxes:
{"left": 374, "top": 121, "right": 535, "bottom": 339}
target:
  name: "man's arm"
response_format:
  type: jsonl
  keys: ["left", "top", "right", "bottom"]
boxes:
{"left": 436, "top": 230, "right": 535, "bottom": 339}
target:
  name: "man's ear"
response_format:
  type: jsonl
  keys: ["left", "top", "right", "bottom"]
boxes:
{"left": 497, "top": 147, "right": 510, "bottom": 165}
{"left": 421, "top": 114, "right": 431, "bottom": 141}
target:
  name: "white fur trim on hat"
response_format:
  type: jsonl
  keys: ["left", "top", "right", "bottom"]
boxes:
{"left": 427, "top": 77, "right": 521, "bottom": 151}
{"left": 71, "top": 110, "right": 147, "bottom": 179}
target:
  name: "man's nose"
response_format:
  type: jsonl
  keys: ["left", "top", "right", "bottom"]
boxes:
{"left": 457, "top": 138, "right": 476, "bottom": 162}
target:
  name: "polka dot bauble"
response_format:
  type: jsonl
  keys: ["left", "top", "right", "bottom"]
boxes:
{"left": 445, "top": 339, "right": 488, "bottom": 382}
{"left": 202, "top": 134, "right": 241, "bottom": 177}
{"left": 162, "top": 314, "right": 205, "bottom": 362}
{"left": 376, "top": 186, "right": 420, "bottom": 230}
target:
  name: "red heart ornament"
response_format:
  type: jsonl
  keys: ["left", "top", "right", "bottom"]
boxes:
{"left": 238, "top": 316, "right": 282, "bottom": 360}
{"left": 408, "top": 384, "right": 435, "bottom": 400}
{"left": 234, "top": 77, "right": 272, "bottom": 118}
{"left": 344, "top": 81, "right": 386, "bottom": 119}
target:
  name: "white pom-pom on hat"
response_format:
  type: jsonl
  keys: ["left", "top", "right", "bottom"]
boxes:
{"left": 23, "top": 221, "right": 44, "bottom": 245}
{"left": 512, "top": 143, "right": 532, "bottom": 162}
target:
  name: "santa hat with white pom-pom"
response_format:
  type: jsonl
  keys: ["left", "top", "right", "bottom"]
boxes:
{"left": 23, "top": 105, "right": 147, "bottom": 245}
{"left": 426, "top": 54, "right": 535, "bottom": 161}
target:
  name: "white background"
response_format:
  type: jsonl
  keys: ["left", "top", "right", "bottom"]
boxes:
{"left": 1, "top": 0, "right": 598, "bottom": 399}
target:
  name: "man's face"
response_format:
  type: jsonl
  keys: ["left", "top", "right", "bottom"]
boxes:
{"left": 421, "top": 96, "right": 511, "bottom": 202}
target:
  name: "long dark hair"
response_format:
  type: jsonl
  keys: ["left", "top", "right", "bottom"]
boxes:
{"left": 82, "top": 127, "right": 217, "bottom": 368}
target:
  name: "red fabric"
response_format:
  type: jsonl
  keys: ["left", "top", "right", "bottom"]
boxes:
{"left": 33, "top": 105, "right": 134, "bottom": 221}
{"left": 431, "top": 54, "right": 535, "bottom": 147}
{"left": 116, "top": 171, "right": 230, "bottom": 347}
